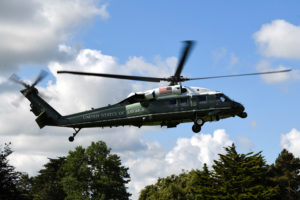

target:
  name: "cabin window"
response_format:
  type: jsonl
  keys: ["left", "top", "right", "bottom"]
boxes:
{"left": 180, "top": 98, "right": 188, "bottom": 106}
{"left": 198, "top": 96, "right": 207, "bottom": 104}
{"left": 169, "top": 99, "right": 177, "bottom": 106}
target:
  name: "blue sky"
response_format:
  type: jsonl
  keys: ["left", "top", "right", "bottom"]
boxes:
{"left": 1, "top": 0, "right": 300, "bottom": 199}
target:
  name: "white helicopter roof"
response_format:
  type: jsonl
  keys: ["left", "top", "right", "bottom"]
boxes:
{"left": 184, "top": 86, "right": 220, "bottom": 96}
{"left": 127, "top": 85, "right": 220, "bottom": 99}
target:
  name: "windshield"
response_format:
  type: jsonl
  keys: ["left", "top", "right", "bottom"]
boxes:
{"left": 216, "top": 93, "right": 231, "bottom": 102}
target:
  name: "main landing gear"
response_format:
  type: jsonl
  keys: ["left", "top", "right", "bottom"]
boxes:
{"left": 192, "top": 118, "right": 204, "bottom": 133}
{"left": 68, "top": 128, "right": 81, "bottom": 142}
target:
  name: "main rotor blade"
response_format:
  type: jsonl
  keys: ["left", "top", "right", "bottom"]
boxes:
{"left": 9, "top": 74, "right": 29, "bottom": 88}
{"left": 57, "top": 70, "right": 168, "bottom": 82}
{"left": 32, "top": 70, "right": 48, "bottom": 87}
{"left": 187, "top": 69, "right": 292, "bottom": 81}
{"left": 174, "top": 40, "right": 195, "bottom": 78}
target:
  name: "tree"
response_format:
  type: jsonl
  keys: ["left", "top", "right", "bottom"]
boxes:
{"left": 0, "top": 142, "right": 29, "bottom": 200}
{"left": 30, "top": 157, "right": 66, "bottom": 200}
{"left": 61, "top": 141, "right": 131, "bottom": 200}
{"left": 212, "top": 144, "right": 278, "bottom": 200}
{"left": 139, "top": 166, "right": 217, "bottom": 200}
{"left": 268, "top": 149, "right": 300, "bottom": 200}
{"left": 185, "top": 164, "right": 218, "bottom": 200}
{"left": 139, "top": 173, "right": 188, "bottom": 200}
{"left": 139, "top": 144, "right": 281, "bottom": 200}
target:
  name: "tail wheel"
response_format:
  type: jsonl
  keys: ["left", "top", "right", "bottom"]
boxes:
{"left": 192, "top": 124, "right": 201, "bottom": 133}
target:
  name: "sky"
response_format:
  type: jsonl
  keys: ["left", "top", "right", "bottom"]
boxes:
{"left": 0, "top": 0, "right": 300, "bottom": 199}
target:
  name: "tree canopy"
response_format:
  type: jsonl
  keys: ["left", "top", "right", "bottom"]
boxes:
{"left": 268, "top": 149, "right": 300, "bottom": 200}
{"left": 2, "top": 141, "right": 300, "bottom": 200}
{"left": 0, "top": 143, "right": 29, "bottom": 200}
{"left": 61, "top": 141, "right": 131, "bottom": 200}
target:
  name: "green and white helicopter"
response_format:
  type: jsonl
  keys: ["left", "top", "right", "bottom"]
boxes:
{"left": 10, "top": 41, "right": 291, "bottom": 142}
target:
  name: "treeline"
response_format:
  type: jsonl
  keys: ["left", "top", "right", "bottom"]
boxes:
{"left": 139, "top": 144, "right": 300, "bottom": 200}
{"left": 1, "top": 141, "right": 300, "bottom": 200}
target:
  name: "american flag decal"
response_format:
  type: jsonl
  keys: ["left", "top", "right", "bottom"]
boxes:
{"left": 159, "top": 87, "right": 172, "bottom": 94}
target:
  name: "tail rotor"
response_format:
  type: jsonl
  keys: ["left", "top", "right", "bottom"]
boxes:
{"left": 9, "top": 70, "right": 48, "bottom": 106}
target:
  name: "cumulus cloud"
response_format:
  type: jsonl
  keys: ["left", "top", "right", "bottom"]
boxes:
{"left": 0, "top": 0, "right": 109, "bottom": 73}
{"left": 126, "top": 129, "right": 233, "bottom": 199}
{"left": 281, "top": 128, "right": 300, "bottom": 157}
{"left": 211, "top": 48, "right": 239, "bottom": 68}
{"left": 256, "top": 60, "right": 300, "bottom": 83}
{"left": 254, "top": 20, "right": 300, "bottom": 59}
{"left": 229, "top": 53, "right": 239, "bottom": 67}
{"left": 236, "top": 136, "right": 254, "bottom": 152}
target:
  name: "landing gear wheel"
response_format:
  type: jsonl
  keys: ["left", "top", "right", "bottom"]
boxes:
{"left": 241, "top": 112, "right": 247, "bottom": 118}
{"left": 195, "top": 118, "right": 204, "bottom": 126}
{"left": 68, "top": 136, "right": 74, "bottom": 142}
{"left": 68, "top": 128, "right": 81, "bottom": 142}
{"left": 192, "top": 124, "right": 201, "bottom": 133}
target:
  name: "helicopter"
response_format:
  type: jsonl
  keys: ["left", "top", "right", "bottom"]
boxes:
{"left": 10, "top": 41, "right": 291, "bottom": 142}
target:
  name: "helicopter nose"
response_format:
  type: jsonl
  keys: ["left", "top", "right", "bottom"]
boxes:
{"left": 232, "top": 101, "right": 244, "bottom": 111}
{"left": 232, "top": 101, "right": 247, "bottom": 118}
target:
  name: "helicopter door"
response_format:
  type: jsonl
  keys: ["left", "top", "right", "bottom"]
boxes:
{"left": 207, "top": 95, "right": 216, "bottom": 109}
{"left": 179, "top": 97, "right": 189, "bottom": 111}
{"left": 197, "top": 95, "right": 209, "bottom": 109}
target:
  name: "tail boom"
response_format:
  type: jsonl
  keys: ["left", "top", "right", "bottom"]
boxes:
{"left": 22, "top": 88, "right": 62, "bottom": 128}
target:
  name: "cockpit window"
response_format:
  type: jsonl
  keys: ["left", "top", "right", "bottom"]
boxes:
{"left": 220, "top": 96, "right": 226, "bottom": 102}
{"left": 216, "top": 94, "right": 229, "bottom": 102}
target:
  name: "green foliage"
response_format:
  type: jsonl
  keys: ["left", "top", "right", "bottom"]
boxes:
{"left": 213, "top": 144, "right": 278, "bottom": 200}
{"left": 3, "top": 141, "right": 300, "bottom": 200}
{"left": 139, "top": 167, "right": 217, "bottom": 200}
{"left": 61, "top": 141, "right": 131, "bottom": 200}
{"left": 139, "top": 173, "right": 187, "bottom": 200}
{"left": 185, "top": 164, "right": 217, "bottom": 200}
{"left": 30, "top": 157, "right": 66, "bottom": 200}
{"left": 269, "top": 149, "right": 300, "bottom": 200}
{"left": 0, "top": 142, "right": 30, "bottom": 200}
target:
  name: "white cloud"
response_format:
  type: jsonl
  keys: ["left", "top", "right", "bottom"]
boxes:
{"left": 256, "top": 60, "right": 300, "bottom": 83}
{"left": 281, "top": 128, "right": 300, "bottom": 157}
{"left": 254, "top": 20, "right": 300, "bottom": 59}
{"left": 0, "top": 0, "right": 109, "bottom": 73}
{"left": 212, "top": 47, "right": 227, "bottom": 64}
{"left": 249, "top": 120, "right": 257, "bottom": 129}
{"left": 211, "top": 48, "right": 239, "bottom": 68}
{"left": 236, "top": 136, "right": 254, "bottom": 152}
{"left": 229, "top": 53, "right": 239, "bottom": 67}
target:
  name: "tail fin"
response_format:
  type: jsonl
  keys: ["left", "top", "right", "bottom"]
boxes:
{"left": 21, "top": 87, "right": 62, "bottom": 129}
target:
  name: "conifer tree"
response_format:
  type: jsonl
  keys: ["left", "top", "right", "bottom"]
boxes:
{"left": 30, "top": 157, "right": 66, "bottom": 200}
{"left": 185, "top": 164, "right": 218, "bottom": 200}
{"left": 0, "top": 143, "right": 29, "bottom": 200}
{"left": 212, "top": 144, "right": 278, "bottom": 200}
{"left": 268, "top": 149, "right": 300, "bottom": 200}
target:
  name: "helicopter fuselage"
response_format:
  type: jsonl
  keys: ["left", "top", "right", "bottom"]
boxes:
{"left": 57, "top": 86, "right": 246, "bottom": 129}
